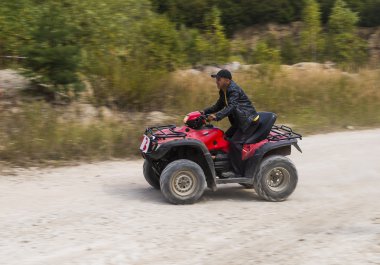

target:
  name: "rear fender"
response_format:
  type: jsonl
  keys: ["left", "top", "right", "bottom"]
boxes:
{"left": 146, "top": 139, "right": 217, "bottom": 191}
{"left": 244, "top": 139, "right": 301, "bottom": 182}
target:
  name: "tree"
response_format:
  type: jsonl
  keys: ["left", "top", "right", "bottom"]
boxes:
{"left": 150, "top": 0, "right": 306, "bottom": 36}
{"left": 24, "top": 2, "right": 81, "bottom": 90}
{"left": 327, "top": 0, "right": 368, "bottom": 67}
{"left": 300, "top": 0, "right": 324, "bottom": 61}
{"left": 329, "top": 0, "right": 358, "bottom": 34}
{"left": 253, "top": 41, "right": 281, "bottom": 65}
{"left": 280, "top": 37, "right": 301, "bottom": 64}
{"left": 180, "top": 27, "right": 203, "bottom": 67}
{"left": 360, "top": 0, "right": 380, "bottom": 26}
{"left": 195, "top": 7, "right": 229, "bottom": 65}
{"left": 130, "top": 15, "right": 184, "bottom": 71}
{"left": 0, "top": 1, "right": 41, "bottom": 58}
{"left": 252, "top": 40, "right": 281, "bottom": 78}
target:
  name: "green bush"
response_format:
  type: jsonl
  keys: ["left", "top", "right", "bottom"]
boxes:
{"left": 194, "top": 7, "right": 230, "bottom": 66}
{"left": 24, "top": 2, "right": 81, "bottom": 91}
{"left": 300, "top": 0, "right": 325, "bottom": 62}
{"left": 327, "top": 0, "right": 369, "bottom": 68}
{"left": 280, "top": 37, "right": 301, "bottom": 64}
{"left": 251, "top": 41, "right": 281, "bottom": 79}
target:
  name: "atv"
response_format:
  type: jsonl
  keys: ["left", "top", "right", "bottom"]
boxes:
{"left": 139, "top": 111, "right": 302, "bottom": 204}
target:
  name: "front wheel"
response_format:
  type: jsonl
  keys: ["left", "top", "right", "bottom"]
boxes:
{"left": 160, "top": 159, "right": 206, "bottom": 205}
{"left": 254, "top": 155, "right": 298, "bottom": 202}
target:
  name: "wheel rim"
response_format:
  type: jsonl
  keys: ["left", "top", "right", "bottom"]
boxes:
{"left": 171, "top": 170, "right": 197, "bottom": 197}
{"left": 264, "top": 167, "right": 290, "bottom": 192}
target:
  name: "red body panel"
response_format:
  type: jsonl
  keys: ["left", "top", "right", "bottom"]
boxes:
{"left": 186, "top": 111, "right": 205, "bottom": 122}
{"left": 178, "top": 126, "right": 230, "bottom": 153}
{"left": 242, "top": 140, "right": 268, "bottom": 160}
{"left": 157, "top": 126, "right": 230, "bottom": 153}
{"left": 154, "top": 111, "right": 271, "bottom": 160}
{"left": 240, "top": 131, "right": 287, "bottom": 160}
{"left": 155, "top": 125, "right": 272, "bottom": 160}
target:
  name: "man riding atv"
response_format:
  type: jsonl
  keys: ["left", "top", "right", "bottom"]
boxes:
{"left": 139, "top": 69, "right": 302, "bottom": 204}
{"left": 203, "top": 69, "right": 259, "bottom": 178}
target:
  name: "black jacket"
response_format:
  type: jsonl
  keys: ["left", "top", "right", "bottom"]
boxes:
{"left": 203, "top": 80, "right": 258, "bottom": 132}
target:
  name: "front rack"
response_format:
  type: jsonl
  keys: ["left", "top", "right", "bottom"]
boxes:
{"left": 268, "top": 125, "right": 302, "bottom": 141}
{"left": 145, "top": 124, "right": 187, "bottom": 139}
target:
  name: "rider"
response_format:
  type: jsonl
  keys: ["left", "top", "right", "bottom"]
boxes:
{"left": 202, "top": 69, "right": 259, "bottom": 178}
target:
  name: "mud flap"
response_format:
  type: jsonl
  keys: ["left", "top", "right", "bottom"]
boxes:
{"left": 292, "top": 142, "right": 302, "bottom": 153}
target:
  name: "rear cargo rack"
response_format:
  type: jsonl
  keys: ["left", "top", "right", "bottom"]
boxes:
{"left": 268, "top": 125, "right": 302, "bottom": 141}
{"left": 145, "top": 125, "right": 187, "bottom": 139}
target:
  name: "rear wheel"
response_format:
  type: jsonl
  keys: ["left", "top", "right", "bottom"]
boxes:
{"left": 254, "top": 156, "right": 298, "bottom": 201}
{"left": 143, "top": 160, "right": 160, "bottom": 190}
{"left": 160, "top": 159, "right": 206, "bottom": 205}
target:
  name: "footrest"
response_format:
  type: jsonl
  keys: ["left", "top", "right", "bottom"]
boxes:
{"left": 216, "top": 177, "right": 252, "bottom": 184}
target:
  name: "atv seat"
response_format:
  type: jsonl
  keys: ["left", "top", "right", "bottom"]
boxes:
{"left": 245, "top": 112, "right": 277, "bottom": 144}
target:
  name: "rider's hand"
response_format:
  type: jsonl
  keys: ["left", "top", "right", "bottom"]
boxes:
{"left": 207, "top": 114, "right": 216, "bottom": 122}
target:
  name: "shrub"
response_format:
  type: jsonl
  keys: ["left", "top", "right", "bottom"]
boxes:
{"left": 24, "top": 2, "right": 81, "bottom": 91}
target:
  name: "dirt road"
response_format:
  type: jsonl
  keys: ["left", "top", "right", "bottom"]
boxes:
{"left": 1, "top": 129, "right": 379, "bottom": 265}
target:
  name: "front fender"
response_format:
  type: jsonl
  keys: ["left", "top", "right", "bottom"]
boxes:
{"left": 147, "top": 139, "right": 208, "bottom": 160}
{"left": 145, "top": 139, "right": 217, "bottom": 191}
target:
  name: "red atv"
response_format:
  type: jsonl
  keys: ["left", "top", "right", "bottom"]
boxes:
{"left": 140, "top": 111, "right": 302, "bottom": 204}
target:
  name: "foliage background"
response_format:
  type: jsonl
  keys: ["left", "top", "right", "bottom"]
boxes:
{"left": 0, "top": 0, "right": 380, "bottom": 164}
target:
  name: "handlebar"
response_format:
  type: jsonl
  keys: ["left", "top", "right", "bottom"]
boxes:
{"left": 200, "top": 113, "right": 212, "bottom": 123}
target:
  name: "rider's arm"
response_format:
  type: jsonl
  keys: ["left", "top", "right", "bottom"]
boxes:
{"left": 203, "top": 94, "right": 224, "bottom": 115}
{"left": 214, "top": 89, "right": 238, "bottom": 121}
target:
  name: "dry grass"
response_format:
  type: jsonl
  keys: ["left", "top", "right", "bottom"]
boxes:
{"left": 0, "top": 102, "right": 143, "bottom": 165}
{"left": 165, "top": 67, "right": 380, "bottom": 134}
